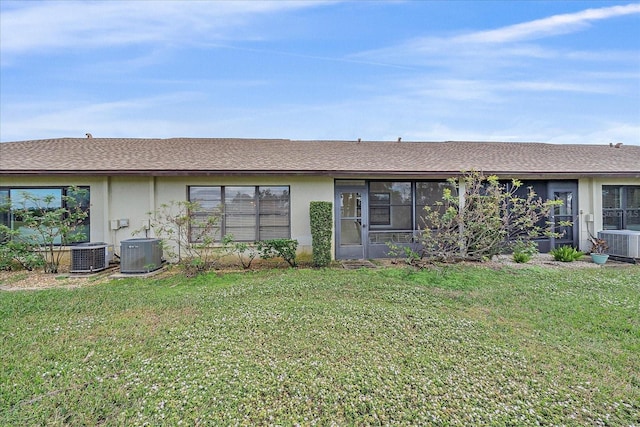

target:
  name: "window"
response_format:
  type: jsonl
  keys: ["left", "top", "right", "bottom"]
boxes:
{"left": 226, "top": 187, "right": 257, "bottom": 241}
{"left": 258, "top": 186, "right": 291, "bottom": 240}
{"left": 189, "top": 186, "right": 222, "bottom": 241}
{"left": 0, "top": 190, "right": 9, "bottom": 237}
{"left": 188, "top": 186, "right": 290, "bottom": 242}
{"left": 0, "top": 186, "right": 90, "bottom": 244}
{"left": 603, "top": 185, "right": 640, "bottom": 231}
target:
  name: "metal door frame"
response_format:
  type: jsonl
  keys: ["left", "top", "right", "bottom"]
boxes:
{"left": 335, "top": 186, "right": 368, "bottom": 259}
{"left": 548, "top": 181, "right": 579, "bottom": 249}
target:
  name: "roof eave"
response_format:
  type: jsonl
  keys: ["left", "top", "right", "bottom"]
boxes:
{"left": 1, "top": 169, "right": 639, "bottom": 179}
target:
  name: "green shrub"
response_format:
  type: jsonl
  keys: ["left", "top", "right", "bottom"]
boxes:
{"left": 550, "top": 245, "right": 583, "bottom": 262}
{"left": 257, "top": 239, "right": 299, "bottom": 267}
{"left": 310, "top": 201, "right": 333, "bottom": 267}
{"left": 511, "top": 239, "right": 538, "bottom": 263}
{"left": 512, "top": 252, "right": 532, "bottom": 263}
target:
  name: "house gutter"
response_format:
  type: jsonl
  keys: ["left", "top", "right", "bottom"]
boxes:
{"left": 1, "top": 169, "right": 640, "bottom": 179}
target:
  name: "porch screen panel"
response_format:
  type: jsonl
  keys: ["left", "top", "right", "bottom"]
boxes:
{"left": 259, "top": 186, "right": 290, "bottom": 239}
{"left": 553, "top": 191, "right": 573, "bottom": 240}
{"left": 416, "top": 181, "right": 456, "bottom": 229}
{"left": 369, "top": 182, "right": 412, "bottom": 244}
{"left": 225, "top": 187, "right": 257, "bottom": 241}
{"left": 189, "top": 186, "right": 223, "bottom": 242}
{"left": 369, "top": 182, "right": 412, "bottom": 229}
{"left": 512, "top": 181, "right": 548, "bottom": 232}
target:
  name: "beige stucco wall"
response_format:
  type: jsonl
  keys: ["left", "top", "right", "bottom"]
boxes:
{"left": 577, "top": 177, "right": 640, "bottom": 251}
{"left": 106, "top": 176, "right": 156, "bottom": 248}
{"left": 4, "top": 174, "right": 638, "bottom": 258}
{"left": 2, "top": 174, "right": 335, "bottom": 259}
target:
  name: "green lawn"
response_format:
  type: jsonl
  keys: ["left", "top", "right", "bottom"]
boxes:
{"left": 1, "top": 266, "right": 639, "bottom": 426}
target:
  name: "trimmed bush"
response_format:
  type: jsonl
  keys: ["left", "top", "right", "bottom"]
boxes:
{"left": 310, "top": 201, "right": 333, "bottom": 267}
{"left": 257, "top": 239, "right": 299, "bottom": 267}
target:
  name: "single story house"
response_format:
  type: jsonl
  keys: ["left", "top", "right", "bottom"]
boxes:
{"left": 1, "top": 137, "right": 639, "bottom": 260}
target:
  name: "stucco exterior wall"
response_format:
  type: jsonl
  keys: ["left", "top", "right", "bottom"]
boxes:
{"left": 577, "top": 177, "right": 640, "bottom": 252}
{"left": 4, "top": 174, "right": 638, "bottom": 260}
{"left": 2, "top": 175, "right": 335, "bottom": 259}
{"left": 106, "top": 177, "right": 156, "bottom": 249}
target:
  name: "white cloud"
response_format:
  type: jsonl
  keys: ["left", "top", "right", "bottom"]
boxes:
{"left": 1, "top": 2, "right": 637, "bottom": 146}
{"left": 546, "top": 121, "right": 640, "bottom": 145}
{"left": 354, "top": 3, "right": 640, "bottom": 66}
{"left": 454, "top": 3, "right": 640, "bottom": 44}
{"left": 0, "top": 1, "right": 327, "bottom": 55}
{"left": 3, "top": 88, "right": 638, "bottom": 145}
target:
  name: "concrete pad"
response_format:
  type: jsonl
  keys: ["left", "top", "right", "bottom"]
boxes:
{"left": 109, "top": 266, "right": 166, "bottom": 279}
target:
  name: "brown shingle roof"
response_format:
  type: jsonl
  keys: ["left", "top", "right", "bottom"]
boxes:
{"left": 1, "top": 137, "right": 639, "bottom": 178}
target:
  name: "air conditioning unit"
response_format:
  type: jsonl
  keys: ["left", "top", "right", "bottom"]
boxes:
{"left": 70, "top": 242, "right": 114, "bottom": 273}
{"left": 120, "top": 238, "right": 163, "bottom": 274}
{"left": 598, "top": 230, "right": 640, "bottom": 259}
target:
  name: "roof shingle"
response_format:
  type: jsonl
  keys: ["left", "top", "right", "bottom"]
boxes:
{"left": 1, "top": 138, "right": 639, "bottom": 177}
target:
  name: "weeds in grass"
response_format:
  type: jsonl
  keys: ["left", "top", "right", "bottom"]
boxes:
{"left": 1, "top": 267, "right": 638, "bottom": 425}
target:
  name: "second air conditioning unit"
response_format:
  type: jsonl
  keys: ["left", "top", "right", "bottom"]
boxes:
{"left": 598, "top": 230, "right": 640, "bottom": 259}
{"left": 120, "top": 238, "right": 163, "bottom": 273}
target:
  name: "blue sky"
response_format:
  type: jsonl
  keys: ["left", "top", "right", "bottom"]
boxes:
{"left": 1, "top": 1, "right": 639, "bottom": 145}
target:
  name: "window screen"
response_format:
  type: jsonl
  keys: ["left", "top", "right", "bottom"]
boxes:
{"left": 189, "top": 186, "right": 290, "bottom": 242}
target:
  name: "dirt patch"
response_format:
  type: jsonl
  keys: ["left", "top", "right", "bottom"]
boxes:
{"left": 0, "top": 267, "right": 114, "bottom": 291}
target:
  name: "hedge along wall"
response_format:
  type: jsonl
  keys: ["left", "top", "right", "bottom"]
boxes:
{"left": 309, "top": 201, "right": 333, "bottom": 267}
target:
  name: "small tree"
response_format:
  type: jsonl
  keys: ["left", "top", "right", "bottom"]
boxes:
{"left": 420, "top": 171, "right": 564, "bottom": 262}
{"left": 6, "top": 187, "right": 89, "bottom": 273}
{"left": 221, "top": 234, "right": 259, "bottom": 269}
{"left": 139, "top": 200, "right": 222, "bottom": 274}
{"left": 310, "top": 201, "right": 333, "bottom": 267}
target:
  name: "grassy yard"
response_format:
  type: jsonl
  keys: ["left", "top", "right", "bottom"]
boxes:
{"left": 1, "top": 265, "right": 639, "bottom": 426}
